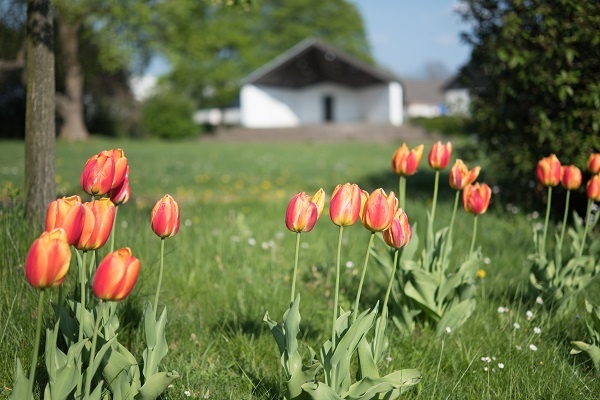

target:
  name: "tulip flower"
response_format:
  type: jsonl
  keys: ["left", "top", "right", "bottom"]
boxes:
{"left": 588, "top": 174, "right": 600, "bottom": 202}
{"left": 45, "top": 195, "right": 85, "bottom": 246}
{"left": 536, "top": 154, "right": 561, "bottom": 187}
{"left": 428, "top": 141, "right": 452, "bottom": 170}
{"left": 151, "top": 194, "right": 180, "bottom": 238}
{"left": 588, "top": 153, "right": 600, "bottom": 175}
{"left": 360, "top": 188, "right": 397, "bottom": 232}
{"left": 391, "top": 143, "right": 424, "bottom": 176}
{"left": 25, "top": 228, "right": 72, "bottom": 289}
{"left": 449, "top": 159, "right": 480, "bottom": 190}
{"left": 285, "top": 192, "right": 319, "bottom": 233}
{"left": 311, "top": 188, "right": 326, "bottom": 219}
{"left": 462, "top": 183, "right": 492, "bottom": 215}
{"left": 382, "top": 208, "right": 412, "bottom": 249}
{"left": 330, "top": 183, "right": 362, "bottom": 227}
{"left": 92, "top": 247, "right": 140, "bottom": 301}
{"left": 75, "top": 198, "right": 116, "bottom": 251}
{"left": 100, "top": 148, "right": 128, "bottom": 189}
{"left": 80, "top": 153, "right": 115, "bottom": 197}
{"left": 558, "top": 165, "right": 583, "bottom": 249}
{"left": 108, "top": 168, "right": 130, "bottom": 205}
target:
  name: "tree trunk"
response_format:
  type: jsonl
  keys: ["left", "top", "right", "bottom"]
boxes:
{"left": 25, "top": 0, "right": 56, "bottom": 231}
{"left": 56, "top": 18, "right": 89, "bottom": 141}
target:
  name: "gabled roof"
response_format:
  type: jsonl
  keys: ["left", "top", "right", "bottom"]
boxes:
{"left": 242, "top": 37, "right": 399, "bottom": 88}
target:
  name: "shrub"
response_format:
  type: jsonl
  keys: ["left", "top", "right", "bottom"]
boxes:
{"left": 409, "top": 115, "right": 472, "bottom": 136}
{"left": 141, "top": 91, "right": 199, "bottom": 139}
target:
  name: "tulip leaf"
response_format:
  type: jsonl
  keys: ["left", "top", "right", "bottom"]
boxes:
{"left": 342, "top": 368, "right": 422, "bottom": 399}
{"left": 101, "top": 342, "right": 141, "bottom": 398}
{"left": 356, "top": 338, "right": 379, "bottom": 381}
{"left": 436, "top": 299, "right": 476, "bottom": 337}
{"left": 286, "top": 359, "right": 322, "bottom": 400}
{"left": 89, "top": 336, "right": 118, "bottom": 384}
{"left": 8, "top": 358, "right": 30, "bottom": 400}
{"left": 87, "top": 382, "right": 104, "bottom": 400}
{"left": 302, "top": 381, "right": 343, "bottom": 400}
{"left": 263, "top": 312, "right": 287, "bottom": 359}
{"left": 331, "top": 307, "right": 376, "bottom": 368}
{"left": 142, "top": 303, "right": 170, "bottom": 380}
{"left": 138, "top": 370, "right": 180, "bottom": 400}
{"left": 571, "top": 342, "right": 600, "bottom": 371}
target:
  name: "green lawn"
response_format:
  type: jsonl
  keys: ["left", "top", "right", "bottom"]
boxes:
{"left": 0, "top": 137, "right": 598, "bottom": 399}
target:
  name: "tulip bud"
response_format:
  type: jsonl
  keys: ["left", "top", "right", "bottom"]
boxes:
{"left": 75, "top": 198, "right": 116, "bottom": 251}
{"left": 382, "top": 208, "right": 412, "bottom": 249}
{"left": 462, "top": 183, "right": 492, "bottom": 215}
{"left": 151, "top": 194, "right": 180, "bottom": 238}
{"left": 285, "top": 192, "right": 318, "bottom": 233}
{"left": 561, "top": 165, "right": 582, "bottom": 191}
{"left": 92, "top": 247, "right": 140, "bottom": 301}
{"left": 428, "top": 141, "right": 452, "bottom": 170}
{"left": 100, "top": 149, "right": 128, "bottom": 189}
{"left": 536, "top": 154, "right": 561, "bottom": 187}
{"left": 587, "top": 175, "right": 600, "bottom": 202}
{"left": 449, "top": 159, "right": 481, "bottom": 190}
{"left": 587, "top": 153, "right": 600, "bottom": 175}
{"left": 80, "top": 153, "right": 115, "bottom": 196}
{"left": 109, "top": 168, "right": 130, "bottom": 205}
{"left": 391, "top": 143, "right": 424, "bottom": 176}
{"left": 360, "top": 188, "right": 397, "bottom": 232}
{"left": 25, "top": 229, "right": 71, "bottom": 289}
{"left": 330, "top": 183, "right": 362, "bottom": 226}
{"left": 45, "top": 195, "right": 85, "bottom": 245}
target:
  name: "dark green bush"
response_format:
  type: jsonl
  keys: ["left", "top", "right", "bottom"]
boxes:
{"left": 141, "top": 91, "right": 199, "bottom": 139}
{"left": 409, "top": 115, "right": 472, "bottom": 136}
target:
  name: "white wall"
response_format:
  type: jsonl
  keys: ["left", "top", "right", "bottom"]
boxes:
{"left": 240, "top": 85, "right": 300, "bottom": 128}
{"left": 444, "top": 88, "right": 471, "bottom": 116}
{"left": 406, "top": 103, "right": 442, "bottom": 118}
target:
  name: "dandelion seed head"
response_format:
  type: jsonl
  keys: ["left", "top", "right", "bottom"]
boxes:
{"left": 121, "top": 220, "right": 128, "bottom": 229}
{"left": 526, "top": 310, "right": 534, "bottom": 320}
{"left": 483, "top": 257, "right": 491, "bottom": 265}
{"left": 498, "top": 306, "right": 508, "bottom": 314}
{"left": 498, "top": 363, "right": 505, "bottom": 369}
{"left": 261, "top": 242, "right": 269, "bottom": 250}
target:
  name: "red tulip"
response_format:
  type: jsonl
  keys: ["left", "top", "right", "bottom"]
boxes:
{"left": 449, "top": 159, "right": 481, "bottom": 190}
{"left": 587, "top": 175, "right": 600, "bottom": 202}
{"left": 25, "top": 229, "right": 71, "bottom": 289}
{"left": 80, "top": 153, "right": 115, "bottom": 196}
{"left": 561, "top": 165, "right": 582, "bottom": 191}
{"left": 108, "top": 168, "right": 130, "bottom": 205}
{"left": 151, "top": 194, "right": 180, "bottom": 238}
{"left": 45, "top": 195, "right": 85, "bottom": 245}
{"left": 391, "top": 143, "right": 424, "bottom": 176}
{"left": 100, "top": 149, "right": 128, "bottom": 189}
{"left": 428, "top": 141, "right": 452, "bottom": 170}
{"left": 382, "top": 208, "right": 412, "bottom": 249}
{"left": 285, "top": 192, "right": 318, "bottom": 233}
{"left": 92, "top": 247, "right": 140, "bottom": 301}
{"left": 75, "top": 198, "right": 116, "bottom": 251}
{"left": 330, "top": 183, "right": 362, "bottom": 227}
{"left": 360, "top": 188, "right": 397, "bottom": 232}
{"left": 587, "top": 153, "right": 600, "bottom": 175}
{"left": 536, "top": 154, "right": 561, "bottom": 187}
{"left": 462, "top": 183, "right": 492, "bottom": 215}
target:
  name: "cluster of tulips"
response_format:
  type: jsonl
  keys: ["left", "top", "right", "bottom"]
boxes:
{"left": 12, "top": 149, "right": 181, "bottom": 400}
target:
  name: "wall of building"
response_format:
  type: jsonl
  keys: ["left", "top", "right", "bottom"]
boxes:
{"left": 240, "top": 85, "right": 300, "bottom": 128}
{"left": 444, "top": 88, "right": 471, "bottom": 116}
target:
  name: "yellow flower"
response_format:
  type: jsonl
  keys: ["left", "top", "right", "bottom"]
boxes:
{"left": 476, "top": 269, "right": 487, "bottom": 279}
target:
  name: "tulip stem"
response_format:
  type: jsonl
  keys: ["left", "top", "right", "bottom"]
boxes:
{"left": 374, "top": 249, "right": 399, "bottom": 363}
{"left": 558, "top": 190, "right": 571, "bottom": 250}
{"left": 399, "top": 176, "right": 406, "bottom": 211}
{"left": 76, "top": 250, "right": 87, "bottom": 398}
{"left": 110, "top": 205, "right": 119, "bottom": 253}
{"left": 430, "top": 170, "right": 440, "bottom": 228}
{"left": 578, "top": 199, "right": 593, "bottom": 258}
{"left": 290, "top": 232, "right": 301, "bottom": 304}
{"left": 469, "top": 215, "right": 478, "bottom": 255}
{"left": 27, "top": 290, "right": 44, "bottom": 400}
{"left": 353, "top": 232, "right": 375, "bottom": 323}
{"left": 153, "top": 238, "right": 165, "bottom": 319}
{"left": 332, "top": 226, "right": 344, "bottom": 351}
{"left": 541, "top": 186, "right": 553, "bottom": 256}
{"left": 85, "top": 301, "right": 106, "bottom": 399}
{"left": 448, "top": 191, "right": 460, "bottom": 243}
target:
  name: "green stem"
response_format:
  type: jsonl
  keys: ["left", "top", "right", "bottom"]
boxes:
{"left": 290, "top": 232, "right": 301, "bottom": 303}
{"left": 353, "top": 232, "right": 375, "bottom": 323}
{"left": 75, "top": 250, "right": 88, "bottom": 398}
{"left": 448, "top": 191, "right": 460, "bottom": 243}
{"left": 469, "top": 215, "right": 478, "bottom": 255}
{"left": 541, "top": 186, "right": 553, "bottom": 255}
{"left": 332, "top": 226, "right": 344, "bottom": 350}
{"left": 431, "top": 335, "right": 445, "bottom": 400}
{"left": 430, "top": 170, "right": 440, "bottom": 228}
{"left": 578, "top": 199, "right": 593, "bottom": 258}
{"left": 374, "top": 249, "right": 399, "bottom": 362}
{"left": 110, "top": 205, "right": 119, "bottom": 253}
{"left": 84, "top": 301, "right": 106, "bottom": 399}
{"left": 27, "top": 290, "right": 45, "bottom": 400}
{"left": 558, "top": 190, "right": 571, "bottom": 250}
{"left": 399, "top": 176, "right": 406, "bottom": 211}
{"left": 153, "top": 238, "right": 165, "bottom": 319}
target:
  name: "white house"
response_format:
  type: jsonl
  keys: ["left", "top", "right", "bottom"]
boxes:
{"left": 402, "top": 79, "right": 446, "bottom": 118}
{"left": 442, "top": 74, "right": 471, "bottom": 116}
{"left": 240, "top": 38, "right": 403, "bottom": 128}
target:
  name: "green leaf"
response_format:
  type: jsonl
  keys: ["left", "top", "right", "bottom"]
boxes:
{"left": 331, "top": 307, "right": 377, "bottom": 367}
{"left": 356, "top": 338, "right": 379, "bottom": 381}
{"left": 302, "top": 381, "right": 343, "bottom": 400}
{"left": 286, "top": 360, "right": 322, "bottom": 400}
{"left": 142, "top": 303, "right": 169, "bottom": 380}
{"left": 8, "top": 358, "right": 30, "bottom": 400}
{"left": 436, "top": 299, "right": 476, "bottom": 336}
{"left": 138, "top": 370, "right": 180, "bottom": 400}
{"left": 89, "top": 336, "right": 118, "bottom": 383}
{"left": 343, "top": 368, "right": 422, "bottom": 399}
{"left": 87, "top": 382, "right": 104, "bottom": 400}
{"left": 571, "top": 341, "right": 600, "bottom": 371}
{"left": 101, "top": 342, "right": 141, "bottom": 398}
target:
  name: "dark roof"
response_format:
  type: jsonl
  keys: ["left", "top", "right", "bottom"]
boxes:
{"left": 243, "top": 38, "right": 399, "bottom": 88}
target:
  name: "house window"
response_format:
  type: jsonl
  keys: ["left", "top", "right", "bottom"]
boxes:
{"left": 323, "top": 95, "right": 334, "bottom": 122}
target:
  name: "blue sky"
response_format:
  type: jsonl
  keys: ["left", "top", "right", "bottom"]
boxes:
{"left": 350, "top": 0, "right": 471, "bottom": 79}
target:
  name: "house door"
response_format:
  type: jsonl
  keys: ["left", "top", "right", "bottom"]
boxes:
{"left": 323, "top": 95, "right": 334, "bottom": 122}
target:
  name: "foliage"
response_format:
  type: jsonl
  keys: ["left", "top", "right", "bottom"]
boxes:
{"left": 571, "top": 299, "right": 600, "bottom": 371}
{"left": 409, "top": 116, "right": 473, "bottom": 136}
{"left": 140, "top": 91, "right": 199, "bottom": 139}
{"left": 458, "top": 0, "right": 600, "bottom": 202}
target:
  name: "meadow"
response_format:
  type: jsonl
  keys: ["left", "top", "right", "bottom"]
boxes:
{"left": 0, "top": 137, "right": 599, "bottom": 399}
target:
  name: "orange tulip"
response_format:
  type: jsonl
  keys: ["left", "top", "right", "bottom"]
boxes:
{"left": 109, "top": 169, "right": 130, "bottom": 205}
{"left": 92, "top": 247, "right": 140, "bottom": 301}
{"left": 561, "top": 165, "right": 582, "bottom": 191}
{"left": 588, "top": 153, "right": 600, "bottom": 175}
{"left": 80, "top": 153, "right": 115, "bottom": 196}
{"left": 462, "top": 183, "right": 492, "bottom": 215}
{"left": 285, "top": 192, "right": 318, "bottom": 233}
{"left": 449, "top": 159, "right": 481, "bottom": 190}
{"left": 151, "top": 194, "right": 180, "bottom": 238}
{"left": 25, "top": 228, "right": 71, "bottom": 289}
{"left": 587, "top": 175, "right": 600, "bottom": 202}
{"left": 311, "top": 188, "right": 326, "bottom": 219}
{"left": 428, "top": 141, "right": 452, "bottom": 170}
{"left": 391, "top": 143, "right": 424, "bottom": 176}
{"left": 330, "top": 183, "right": 362, "bottom": 226}
{"left": 536, "top": 154, "right": 561, "bottom": 187}
{"left": 75, "top": 198, "right": 116, "bottom": 251}
{"left": 360, "top": 188, "right": 397, "bottom": 232}
{"left": 100, "top": 148, "right": 128, "bottom": 189}
{"left": 382, "top": 208, "right": 412, "bottom": 249}
{"left": 45, "top": 195, "right": 85, "bottom": 245}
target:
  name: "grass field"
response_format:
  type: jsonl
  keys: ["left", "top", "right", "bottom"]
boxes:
{"left": 1, "top": 137, "right": 599, "bottom": 399}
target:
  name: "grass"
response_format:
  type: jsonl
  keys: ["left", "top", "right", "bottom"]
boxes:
{"left": 0, "top": 136, "right": 599, "bottom": 399}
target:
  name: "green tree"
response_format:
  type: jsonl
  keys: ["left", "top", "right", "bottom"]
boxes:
{"left": 458, "top": 0, "right": 600, "bottom": 202}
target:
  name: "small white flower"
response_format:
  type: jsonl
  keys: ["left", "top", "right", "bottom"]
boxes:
{"left": 184, "top": 390, "right": 192, "bottom": 397}
{"left": 445, "top": 326, "right": 452, "bottom": 334}
{"left": 261, "top": 242, "right": 269, "bottom": 250}
{"left": 184, "top": 218, "right": 192, "bottom": 227}
{"left": 484, "top": 257, "right": 491, "bottom": 265}
{"left": 534, "top": 327, "right": 541, "bottom": 334}
{"left": 247, "top": 237, "right": 256, "bottom": 246}
{"left": 301, "top": 242, "right": 309, "bottom": 249}
{"left": 532, "top": 211, "right": 539, "bottom": 219}
{"left": 529, "top": 344, "right": 538, "bottom": 351}
{"left": 513, "top": 322, "right": 521, "bottom": 329}
{"left": 515, "top": 345, "right": 522, "bottom": 350}
{"left": 386, "top": 356, "right": 392, "bottom": 362}
{"left": 345, "top": 261, "right": 354, "bottom": 269}
{"left": 483, "top": 367, "right": 488, "bottom": 372}
{"left": 498, "top": 363, "right": 505, "bottom": 369}
{"left": 492, "top": 356, "right": 497, "bottom": 361}
{"left": 498, "top": 306, "right": 508, "bottom": 314}
{"left": 526, "top": 310, "right": 534, "bottom": 320}
{"left": 534, "top": 222, "right": 544, "bottom": 231}
{"left": 535, "top": 296, "right": 544, "bottom": 305}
